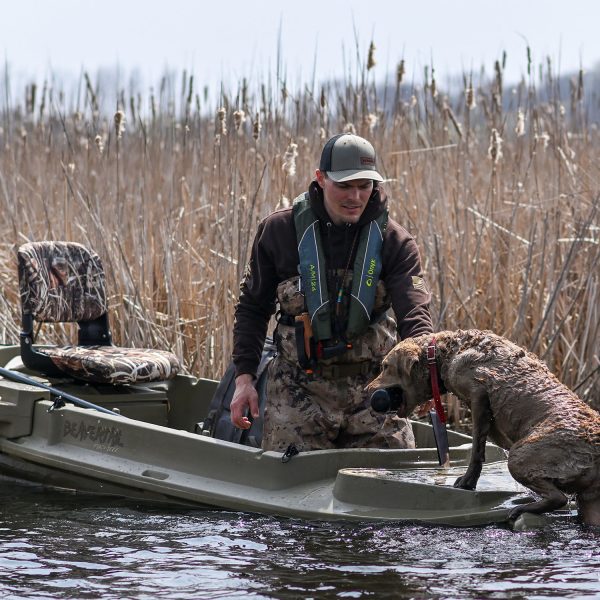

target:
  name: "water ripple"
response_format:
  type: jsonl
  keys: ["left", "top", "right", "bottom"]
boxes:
{"left": 0, "top": 477, "right": 598, "bottom": 599}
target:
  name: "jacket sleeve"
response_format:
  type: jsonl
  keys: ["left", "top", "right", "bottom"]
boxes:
{"left": 232, "top": 219, "right": 278, "bottom": 378}
{"left": 382, "top": 222, "right": 433, "bottom": 339}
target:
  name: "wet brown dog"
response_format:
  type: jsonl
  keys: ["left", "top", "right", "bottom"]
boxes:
{"left": 366, "top": 329, "right": 600, "bottom": 525}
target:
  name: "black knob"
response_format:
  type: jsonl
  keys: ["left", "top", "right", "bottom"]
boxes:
{"left": 370, "top": 387, "right": 405, "bottom": 413}
{"left": 370, "top": 389, "right": 392, "bottom": 413}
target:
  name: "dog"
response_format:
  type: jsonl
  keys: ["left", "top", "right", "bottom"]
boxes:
{"left": 366, "top": 329, "right": 600, "bottom": 525}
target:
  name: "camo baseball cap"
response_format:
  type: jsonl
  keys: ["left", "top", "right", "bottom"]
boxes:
{"left": 319, "top": 133, "right": 384, "bottom": 182}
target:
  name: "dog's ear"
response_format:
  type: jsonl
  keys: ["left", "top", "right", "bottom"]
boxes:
{"left": 397, "top": 340, "right": 421, "bottom": 378}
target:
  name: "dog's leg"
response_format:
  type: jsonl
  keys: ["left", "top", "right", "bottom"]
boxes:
{"left": 507, "top": 442, "right": 568, "bottom": 519}
{"left": 454, "top": 392, "right": 491, "bottom": 490}
{"left": 507, "top": 479, "right": 568, "bottom": 520}
{"left": 576, "top": 494, "right": 600, "bottom": 526}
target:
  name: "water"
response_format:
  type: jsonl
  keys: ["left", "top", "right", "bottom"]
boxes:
{"left": 0, "top": 477, "right": 598, "bottom": 599}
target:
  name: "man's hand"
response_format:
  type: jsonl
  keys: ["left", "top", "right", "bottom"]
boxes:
{"left": 230, "top": 374, "right": 260, "bottom": 429}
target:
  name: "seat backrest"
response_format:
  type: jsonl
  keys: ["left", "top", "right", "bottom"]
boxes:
{"left": 18, "top": 241, "right": 108, "bottom": 323}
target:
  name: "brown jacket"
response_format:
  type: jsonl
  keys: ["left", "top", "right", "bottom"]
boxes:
{"left": 233, "top": 181, "right": 433, "bottom": 377}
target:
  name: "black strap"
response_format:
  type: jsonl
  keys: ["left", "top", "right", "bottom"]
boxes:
{"left": 203, "top": 338, "right": 276, "bottom": 445}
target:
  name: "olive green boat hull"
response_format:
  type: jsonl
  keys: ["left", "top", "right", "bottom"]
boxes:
{"left": 0, "top": 345, "right": 530, "bottom": 526}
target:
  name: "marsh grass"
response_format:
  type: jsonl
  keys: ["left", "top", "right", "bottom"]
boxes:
{"left": 0, "top": 55, "right": 598, "bottom": 410}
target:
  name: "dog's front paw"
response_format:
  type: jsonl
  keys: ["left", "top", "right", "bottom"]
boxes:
{"left": 454, "top": 474, "right": 477, "bottom": 490}
{"left": 508, "top": 505, "right": 525, "bottom": 520}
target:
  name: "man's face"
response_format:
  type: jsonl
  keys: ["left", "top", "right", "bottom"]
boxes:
{"left": 315, "top": 170, "right": 374, "bottom": 226}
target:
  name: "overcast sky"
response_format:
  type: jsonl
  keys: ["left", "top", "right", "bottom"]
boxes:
{"left": 2, "top": 0, "right": 598, "bottom": 95}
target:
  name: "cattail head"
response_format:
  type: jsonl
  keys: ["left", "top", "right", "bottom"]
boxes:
{"left": 216, "top": 107, "right": 227, "bottom": 136}
{"left": 282, "top": 141, "right": 298, "bottom": 177}
{"left": 515, "top": 109, "right": 526, "bottom": 137}
{"left": 465, "top": 81, "right": 476, "bottom": 110}
{"left": 535, "top": 131, "right": 550, "bottom": 149}
{"left": 114, "top": 110, "right": 125, "bottom": 139}
{"left": 494, "top": 60, "right": 503, "bottom": 95}
{"left": 488, "top": 128, "right": 503, "bottom": 164}
{"left": 365, "top": 113, "right": 378, "bottom": 132}
{"left": 396, "top": 60, "right": 405, "bottom": 86}
{"left": 577, "top": 68, "right": 584, "bottom": 102}
{"left": 94, "top": 134, "right": 105, "bottom": 154}
{"left": 367, "top": 41, "right": 376, "bottom": 70}
{"left": 431, "top": 74, "right": 438, "bottom": 99}
{"left": 252, "top": 113, "right": 261, "bottom": 141}
{"left": 233, "top": 109, "right": 246, "bottom": 134}
{"left": 343, "top": 122, "right": 356, "bottom": 135}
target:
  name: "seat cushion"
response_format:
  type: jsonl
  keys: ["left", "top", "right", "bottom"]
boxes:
{"left": 38, "top": 345, "right": 180, "bottom": 384}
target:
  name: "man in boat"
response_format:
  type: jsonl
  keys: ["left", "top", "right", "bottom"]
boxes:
{"left": 230, "top": 133, "right": 433, "bottom": 452}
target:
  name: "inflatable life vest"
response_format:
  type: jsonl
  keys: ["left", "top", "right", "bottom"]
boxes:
{"left": 292, "top": 192, "right": 387, "bottom": 343}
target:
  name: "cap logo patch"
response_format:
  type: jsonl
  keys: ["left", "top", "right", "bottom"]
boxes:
{"left": 360, "top": 156, "right": 375, "bottom": 165}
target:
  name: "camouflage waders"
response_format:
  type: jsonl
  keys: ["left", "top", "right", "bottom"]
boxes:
{"left": 262, "top": 276, "right": 416, "bottom": 452}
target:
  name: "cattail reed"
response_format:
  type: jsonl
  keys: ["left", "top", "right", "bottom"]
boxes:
{"left": 396, "top": 60, "right": 405, "bottom": 86}
{"left": 320, "top": 87, "right": 327, "bottom": 109}
{"left": 465, "top": 81, "right": 476, "bottom": 110}
{"left": 365, "top": 113, "right": 378, "bottom": 132}
{"left": 233, "top": 109, "right": 246, "bottom": 134}
{"left": 367, "top": 41, "right": 376, "bottom": 70}
{"left": 515, "top": 110, "right": 526, "bottom": 137}
{"left": 282, "top": 141, "right": 298, "bottom": 177}
{"left": 494, "top": 60, "right": 503, "bottom": 96}
{"left": 94, "top": 134, "right": 104, "bottom": 154}
{"left": 252, "top": 112, "right": 261, "bottom": 140}
{"left": 488, "top": 128, "right": 503, "bottom": 163}
{"left": 430, "top": 68, "right": 438, "bottom": 99}
{"left": 0, "top": 52, "right": 598, "bottom": 412}
{"left": 216, "top": 107, "right": 227, "bottom": 136}
{"left": 114, "top": 110, "right": 125, "bottom": 139}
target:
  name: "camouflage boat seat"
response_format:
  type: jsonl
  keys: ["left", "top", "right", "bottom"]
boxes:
{"left": 17, "top": 241, "right": 180, "bottom": 385}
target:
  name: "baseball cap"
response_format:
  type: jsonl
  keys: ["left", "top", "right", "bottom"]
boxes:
{"left": 319, "top": 133, "right": 384, "bottom": 182}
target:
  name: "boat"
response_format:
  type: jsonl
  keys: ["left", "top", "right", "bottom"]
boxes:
{"left": 0, "top": 240, "right": 536, "bottom": 527}
{"left": 0, "top": 339, "right": 536, "bottom": 527}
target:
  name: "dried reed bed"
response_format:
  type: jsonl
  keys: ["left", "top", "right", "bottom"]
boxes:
{"left": 0, "top": 58, "right": 598, "bottom": 409}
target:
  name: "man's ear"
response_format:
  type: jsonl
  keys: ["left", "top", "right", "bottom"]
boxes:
{"left": 315, "top": 169, "right": 326, "bottom": 188}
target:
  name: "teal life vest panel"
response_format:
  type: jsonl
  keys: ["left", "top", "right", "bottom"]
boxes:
{"left": 292, "top": 192, "right": 387, "bottom": 342}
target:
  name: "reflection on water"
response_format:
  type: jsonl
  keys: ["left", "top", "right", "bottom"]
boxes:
{"left": 354, "top": 461, "right": 528, "bottom": 492}
{"left": 0, "top": 477, "right": 598, "bottom": 599}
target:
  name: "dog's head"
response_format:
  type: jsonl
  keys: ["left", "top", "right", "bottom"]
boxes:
{"left": 366, "top": 337, "right": 433, "bottom": 417}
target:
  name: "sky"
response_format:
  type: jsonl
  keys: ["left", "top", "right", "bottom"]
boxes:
{"left": 2, "top": 0, "right": 599, "bottom": 96}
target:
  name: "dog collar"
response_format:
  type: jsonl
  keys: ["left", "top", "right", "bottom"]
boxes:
{"left": 427, "top": 338, "right": 447, "bottom": 424}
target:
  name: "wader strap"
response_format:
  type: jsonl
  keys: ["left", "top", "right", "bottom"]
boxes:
{"left": 347, "top": 213, "right": 387, "bottom": 338}
{"left": 293, "top": 193, "right": 332, "bottom": 341}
